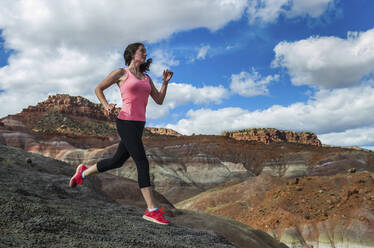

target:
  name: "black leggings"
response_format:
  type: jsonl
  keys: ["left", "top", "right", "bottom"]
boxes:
{"left": 97, "top": 118, "right": 151, "bottom": 188}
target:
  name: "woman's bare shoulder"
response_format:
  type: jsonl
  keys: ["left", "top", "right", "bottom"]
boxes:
{"left": 117, "top": 68, "right": 127, "bottom": 81}
{"left": 111, "top": 68, "right": 126, "bottom": 77}
{"left": 116, "top": 68, "right": 128, "bottom": 87}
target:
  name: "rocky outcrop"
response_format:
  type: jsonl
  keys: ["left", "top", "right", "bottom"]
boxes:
{"left": 0, "top": 143, "right": 288, "bottom": 248}
{"left": 21, "top": 94, "right": 117, "bottom": 121}
{"left": 176, "top": 172, "right": 374, "bottom": 248}
{"left": 0, "top": 94, "right": 119, "bottom": 144}
{"left": 222, "top": 128, "right": 322, "bottom": 146}
{"left": 0, "top": 94, "right": 181, "bottom": 146}
{"left": 147, "top": 127, "right": 182, "bottom": 136}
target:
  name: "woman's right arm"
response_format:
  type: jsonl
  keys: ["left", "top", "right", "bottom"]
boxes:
{"left": 95, "top": 68, "right": 125, "bottom": 113}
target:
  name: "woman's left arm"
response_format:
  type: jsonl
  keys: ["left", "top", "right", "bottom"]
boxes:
{"left": 149, "top": 69, "right": 173, "bottom": 105}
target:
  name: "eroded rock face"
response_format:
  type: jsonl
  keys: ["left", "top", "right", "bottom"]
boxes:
{"left": 22, "top": 94, "right": 115, "bottom": 121}
{"left": 147, "top": 127, "right": 182, "bottom": 136}
{"left": 0, "top": 129, "right": 76, "bottom": 157}
{"left": 222, "top": 128, "right": 322, "bottom": 147}
{"left": 57, "top": 142, "right": 253, "bottom": 203}
{"left": 52, "top": 137, "right": 374, "bottom": 204}
{"left": 176, "top": 172, "right": 374, "bottom": 248}
{"left": 3, "top": 128, "right": 374, "bottom": 204}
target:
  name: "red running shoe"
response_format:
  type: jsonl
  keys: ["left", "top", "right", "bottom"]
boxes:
{"left": 69, "top": 164, "right": 87, "bottom": 188}
{"left": 143, "top": 208, "right": 170, "bottom": 225}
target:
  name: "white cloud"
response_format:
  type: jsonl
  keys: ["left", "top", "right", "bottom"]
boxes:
{"left": 319, "top": 127, "right": 374, "bottom": 147}
{"left": 196, "top": 45, "right": 210, "bottom": 60}
{"left": 288, "top": 0, "right": 335, "bottom": 18}
{"left": 0, "top": 47, "right": 122, "bottom": 115}
{"left": 149, "top": 49, "right": 179, "bottom": 78}
{"left": 226, "top": 45, "right": 234, "bottom": 50}
{"left": 146, "top": 81, "right": 229, "bottom": 119}
{"left": 272, "top": 28, "right": 374, "bottom": 89}
{"left": 230, "top": 67, "right": 279, "bottom": 97}
{"left": 0, "top": 0, "right": 248, "bottom": 52}
{"left": 0, "top": 0, "right": 248, "bottom": 117}
{"left": 361, "top": 146, "right": 374, "bottom": 151}
{"left": 166, "top": 84, "right": 374, "bottom": 147}
{"left": 247, "top": 0, "right": 335, "bottom": 24}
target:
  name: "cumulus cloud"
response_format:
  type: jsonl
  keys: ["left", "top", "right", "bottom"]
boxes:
{"left": 0, "top": 0, "right": 248, "bottom": 117}
{"left": 166, "top": 84, "right": 374, "bottom": 147}
{"left": 149, "top": 49, "right": 179, "bottom": 78}
{"left": 0, "top": 0, "right": 248, "bottom": 52}
{"left": 247, "top": 0, "right": 335, "bottom": 24}
{"left": 361, "top": 146, "right": 374, "bottom": 151}
{"left": 146, "top": 81, "right": 229, "bottom": 119}
{"left": 230, "top": 67, "right": 279, "bottom": 97}
{"left": 196, "top": 45, "right": 210, "bottom": 60}
{"left": 272, "top": 28, "right": 374, "bottom": 89}
{"left": 287, "top": 0, "right": 335, "bottom": 18}
{"left": 319, "top": 127, "right": 374, "bottom": 147}
{"left": 0, "top": 46, "right": 122, "bottom": 115}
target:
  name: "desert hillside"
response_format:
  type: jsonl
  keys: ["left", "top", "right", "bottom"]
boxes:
{"left": 0, "top": 143, "right": 288, "bottom": 248}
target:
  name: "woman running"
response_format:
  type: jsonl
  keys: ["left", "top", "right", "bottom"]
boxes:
{"left": 69, "top": 42, "right": 173, "bottom": 225}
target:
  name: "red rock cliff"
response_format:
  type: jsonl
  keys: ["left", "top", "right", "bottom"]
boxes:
{"left": 21, "top": 94, "right": 117, "bottom": 121}
{"left": 147, "top": 127, "right": 182, "bottom": 137}
{"left": 222, "top": 128, "right": 322, "bottom": 146}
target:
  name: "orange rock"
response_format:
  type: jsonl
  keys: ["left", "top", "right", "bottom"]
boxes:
{"left": 222, "top": 128, "right": 322, "bottom": 146}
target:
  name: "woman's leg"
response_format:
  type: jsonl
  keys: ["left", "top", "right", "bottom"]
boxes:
{"left": 140, "top": 187, "right": 157, "bottom": 209}
{"left": 117, "top": 119, "right": 157, "bottom": 209}
{"left": 82, "top": 140, "right": 130, "bottom": 178}
{"left": 83, "top": 164, "right": 98, "bottom": 177}
{"left": 96, "top": 140, "right": 130, "bottom": 173}
{"left": 70, "top": 119, "right": 130, "bottom": 187}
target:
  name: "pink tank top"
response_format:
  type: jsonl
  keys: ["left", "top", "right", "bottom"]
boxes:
{"left": 117, "top": 68, "right": 151, "bottom": 122}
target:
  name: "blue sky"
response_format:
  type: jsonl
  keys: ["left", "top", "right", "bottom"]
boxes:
{"left": 0, "top": 0, "right": 374, "bottom": 150}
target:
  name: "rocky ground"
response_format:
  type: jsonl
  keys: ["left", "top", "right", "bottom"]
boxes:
{"left": 0, "top": 143, "right": 288, "bottom": 248}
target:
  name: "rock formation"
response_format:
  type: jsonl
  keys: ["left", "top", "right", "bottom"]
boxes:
{"left": 222, "top": 128, "right": 322, "bottom": 146}
{"left": 22, "top": 94, "right": 116, "bottom": 121}
{"left": 55, "top": 141, "right": 253, "bottom": 203}
{"left": 147, "top": 127, "right": 182, "bottom": 137}
{"left": 0, "top": 94, "right": 181, "bottom": 147}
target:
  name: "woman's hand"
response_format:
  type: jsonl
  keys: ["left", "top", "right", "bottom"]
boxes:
{"left": 162, "top": 69, "right": 173, "bottom": 84}
{"left": 105, "top": 103, "right": 117, "bottom": 114}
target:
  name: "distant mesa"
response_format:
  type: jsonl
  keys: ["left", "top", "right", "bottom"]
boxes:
{"left": 22, "top": 94, "right": 114, "bottom": 121}
{"left": 222, "top": 128, "right": 322, "bottom": 147}
{"left": 147, "top": 127, "right": 182, "bottom": 137}
{"left": 0, "top": 94, "right": 182, "bottom": 138}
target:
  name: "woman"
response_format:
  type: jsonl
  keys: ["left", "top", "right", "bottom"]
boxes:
{"left": 69, "top": 42, "right": 173, "bottom": 225}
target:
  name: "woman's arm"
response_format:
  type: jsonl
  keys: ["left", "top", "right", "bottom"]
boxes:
{"left": 149, "top": 69, "right": 173, "bottom": 105}
{"left": 95, "top": 68, "right": 125, "bottom": 112}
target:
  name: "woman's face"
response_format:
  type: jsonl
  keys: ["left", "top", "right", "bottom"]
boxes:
{"left": 133, "top": 45, "right": 147, "bottom": 64}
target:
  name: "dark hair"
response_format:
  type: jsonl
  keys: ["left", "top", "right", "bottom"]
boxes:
{"left": 124, "top": 42, "right": 152, "bottom": 73}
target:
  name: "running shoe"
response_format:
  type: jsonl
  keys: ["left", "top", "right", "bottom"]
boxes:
{"left": 143, "top": 208, "right": 170, "bottom": 225}
{"left": 69, "top": 164, "right": 87, "bottom": 188}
